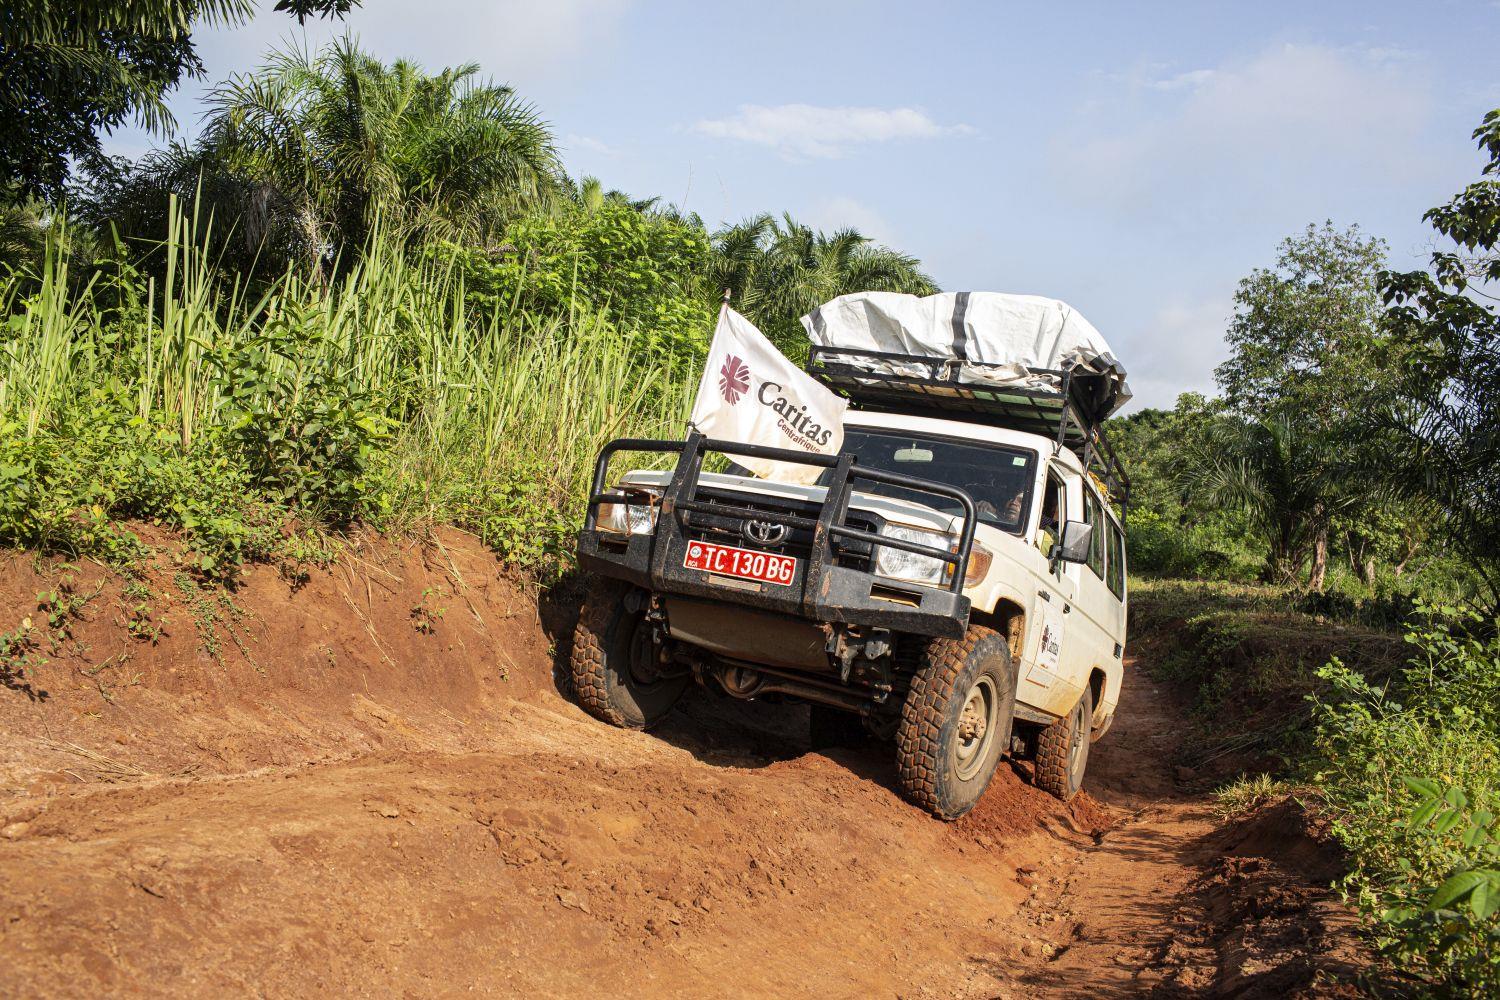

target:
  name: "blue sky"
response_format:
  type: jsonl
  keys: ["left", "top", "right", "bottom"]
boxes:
{"left": 104, "top": 0, "right": 1500, "bottom": 410}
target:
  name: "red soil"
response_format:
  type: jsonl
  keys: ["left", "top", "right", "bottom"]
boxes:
{"left": 0, "top": 529, "right": 1368, "bottom": 997}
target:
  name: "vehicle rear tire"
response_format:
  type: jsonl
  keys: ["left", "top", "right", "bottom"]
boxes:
{"left": 895, "top": 625, "right": 1016, "bottom": 820}
{"left": 808, "top": 704, "right": 869, "bottom": 750}
{"left": 570, "top": 578, "right": 687, "bottom": 730}
{"left": 1034, "top": 685, "right": 1092, "bottom": 801}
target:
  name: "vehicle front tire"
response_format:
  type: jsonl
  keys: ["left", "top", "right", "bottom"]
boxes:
{"left": 570, "top": 578, "right": 687, "bottom": 730}
{"left": 1034, "top": 685, "right": 1093, "bottom": 801}
{"left": 895, "top": 625, "right": 1017, "bottom": 820}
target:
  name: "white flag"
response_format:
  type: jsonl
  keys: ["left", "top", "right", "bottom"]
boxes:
{"left": 689, "top": 306, "right": 847, "bottom": 485}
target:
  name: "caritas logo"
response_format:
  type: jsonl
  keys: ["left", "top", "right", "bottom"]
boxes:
{"left": 719, "top": 354, "right": 751, "bottom": 405}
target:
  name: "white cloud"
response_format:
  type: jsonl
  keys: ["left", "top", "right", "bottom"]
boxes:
{"left": 1146, "top": 68, "right": 1216, "bottom": 92}
{"left": 192, "top": 0, "right": 633, "bottom": 87}
{"left": 1051, "top": 43, "right": 1433, "bottom": 223}
{"left": 806, "top": 196, "right": 898, "bottom": 246}
{"left": 1118, "top": 297, "right": 1233, "bottom": 411}
{"left": 694, "top": 104, "right": 974, "bottom": 159}
{"left": 1356, "top": 44, "right": 1421, "bottom": 68}
{"left": 564, "top": 133, "right": 618, "bottom": 158}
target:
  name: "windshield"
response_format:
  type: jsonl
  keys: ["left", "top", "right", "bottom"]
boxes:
{"left": 828, "top": 429, "right": 1036, "bottom": 533}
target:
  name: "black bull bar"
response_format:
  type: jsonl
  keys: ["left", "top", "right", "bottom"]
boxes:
{"left": 577, "top": 432, "right": 978, "bottom": 639}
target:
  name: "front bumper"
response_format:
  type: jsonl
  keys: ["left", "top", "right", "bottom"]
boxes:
{"left": 578, "top": 433, "right": 974, "bottom": 641}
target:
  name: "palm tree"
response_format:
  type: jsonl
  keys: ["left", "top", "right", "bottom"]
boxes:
{"left": 556, "top": 175, "right": 661, "bottom": 217}
{"left": 204, "top": 37, "right": 560, "bottom": 278}
{"left": 75, "top": 141, "right": 299, "bottom": 278}
{"left": 0, "top": 200, "right": 49, "bottom": 276}
{"left": 706, "top": 213, "right": 937, "bottom": 356}
{"left": 1175, "top": 411, "right": 1359, "bottom": 589}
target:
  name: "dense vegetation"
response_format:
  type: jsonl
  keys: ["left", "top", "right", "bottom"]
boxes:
{"left": 2, "top": 6, "right": 1497, "bottom": 993}
{"left": 0, "top": 32, "right": 934, "bottom": 582}
{"left": 1116, "top": 113, "right": 1500, "bottom": 994}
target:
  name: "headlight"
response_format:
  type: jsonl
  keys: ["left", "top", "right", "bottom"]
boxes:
{"left": 597, "top": 488, "right": 661, "bottom": 535}
{"left": 875, "top": 526, "right": 994, "bottom": 589}
{"left": 875, "top": 524, "right": 951, "bottom": 585}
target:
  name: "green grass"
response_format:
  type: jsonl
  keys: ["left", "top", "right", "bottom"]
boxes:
{"left": 0, "top": 200, "right": 696, "bottom": 577}
{"left": 1213, "top": 772, "right": 1292, "bottom": 819}
{"left": 1129, "top": 577, "right": 1408, "bottom": 766}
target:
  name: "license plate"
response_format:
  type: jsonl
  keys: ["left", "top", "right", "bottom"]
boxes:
{"left": 683, "top": 541, "right": 797, "bottom": 586}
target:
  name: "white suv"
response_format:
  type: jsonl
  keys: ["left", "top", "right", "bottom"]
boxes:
{"left": 571, "top": 369, "right": 1128, "bottom": 820}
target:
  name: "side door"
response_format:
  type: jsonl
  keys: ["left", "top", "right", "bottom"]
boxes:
{"left": 1056, "top": 479, "right": 1118, "bottom": 707}
{"left": 1017, "top": 464, "right": 1082, "bottom": 715}
{"left": 1095, "top": 511, "right": 1128, "bottom": 716}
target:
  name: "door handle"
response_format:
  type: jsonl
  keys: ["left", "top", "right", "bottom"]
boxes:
{"left": 1063, "top": 604, "right": 1072, "bottom": 614}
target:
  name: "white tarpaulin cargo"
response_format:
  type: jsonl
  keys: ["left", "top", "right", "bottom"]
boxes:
{"left": 801, "top": 291, "right": 1132, "bottom": 417}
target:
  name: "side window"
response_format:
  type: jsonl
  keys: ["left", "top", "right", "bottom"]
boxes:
{"left": 1083, "top": 490, "right": 1105, "bottom": 579}
{"left": 1036, "top": 471, "right": 1066, "bottom": 552}
{"left": 1106, "top": 520, "right": 1125, "bottom": 598}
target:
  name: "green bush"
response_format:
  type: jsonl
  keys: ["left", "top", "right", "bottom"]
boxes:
{"left": 435, "top": 201, "right": 714, "bottom": 361}
{"left": 1312, "top": 606, "right": 1500, "bottom": 993}
{"left": 0, "top": 207, "right": 692, "bottom": 583}
{"left": 211, "top": 299, "right": 391, "bottom": 523}
{"left": 1377, "top": 779, "right": 1500, "bottom": 992}
{"left": 0, "top": 395, "right": 280, "bottom": 576}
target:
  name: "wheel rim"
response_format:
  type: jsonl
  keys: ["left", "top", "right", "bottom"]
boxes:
{"left": 953, "top": 675, "right": 1000, "bottom": 781}
{"left": 1067, "top": 699, "right": 1088, "bottom": 781}
{"left": 626, "top": 617, "right": 661, "bottom": 688}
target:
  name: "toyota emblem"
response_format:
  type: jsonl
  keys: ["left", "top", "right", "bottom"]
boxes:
{"left": 742, "top": 520, "right": 788, "bottom": 546}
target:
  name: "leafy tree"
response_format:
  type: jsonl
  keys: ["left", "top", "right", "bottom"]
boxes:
{"left": 0, "top": 0, "right": 357, "bottom": 203}
{"left": 439, "top": 195, "right": 713, "bottom": 359}
{"left": 1213, "top": 222, "right": 1426, "bottom": 589}
{"left": 1110, "top": 395, "right": 1258, "bottom": 578}
{"left": 1378, "top": 108, "right": 1500, "bottom": 611}
{"left": 1175, "top": 409, "right": 1358, "bottom": 587}
{"left": 1215, "top": 222, "right": 1390, "bottom": 419}
{"left": 201, "top": 38, "right": 560, "bottom": 281}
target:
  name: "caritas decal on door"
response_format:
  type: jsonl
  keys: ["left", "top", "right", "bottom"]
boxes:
{"left": 1032, "top": 601, "right": 1065, "bottom": 677}
{"left": 689, "top": 306, "right": 847, "bottom": 485}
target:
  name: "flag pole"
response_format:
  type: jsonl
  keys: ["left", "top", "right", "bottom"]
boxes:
{"left": 692, "top": 289, "right": 734, "bottom": 438}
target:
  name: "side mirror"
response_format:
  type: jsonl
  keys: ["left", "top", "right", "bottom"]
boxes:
{"left": 1051, "top": 520, "right": 1093, "bottom": 565}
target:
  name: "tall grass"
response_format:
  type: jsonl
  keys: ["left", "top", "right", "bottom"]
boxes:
{"left": 0, "top": 200, "right": 695, "bottom": 572}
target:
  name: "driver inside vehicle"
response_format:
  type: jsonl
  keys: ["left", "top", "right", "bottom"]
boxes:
{"left": 976, "top": 485, "right": 1025, "bottom": 523}
{"left": 827, "top": 429, "right": 1037, "bottom": 534}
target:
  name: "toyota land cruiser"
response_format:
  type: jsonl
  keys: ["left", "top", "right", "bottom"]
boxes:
{"left": 570, "top": 345, "right": 1129, "bottom": 820}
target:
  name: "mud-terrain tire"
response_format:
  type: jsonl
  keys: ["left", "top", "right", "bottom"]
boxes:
{"left": 1034, "top": 685, "right": 1092, "bottom": 801}
{"left": 570, "top": 578, "right": 686, "bottom": 730}
{"left": 808, "top": 704, "right": 869, "bottom": 750}
{"left": 895, "top": 626, "right": 1017, "bottom": 820}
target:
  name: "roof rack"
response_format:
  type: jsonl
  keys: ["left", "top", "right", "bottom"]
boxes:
{"left": 806, "top": 345, "right": 1132, "bottom": 519}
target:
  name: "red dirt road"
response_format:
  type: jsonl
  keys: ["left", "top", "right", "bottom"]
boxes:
{"left": 0, "top": 533, "right": 1363, "bottom": 997}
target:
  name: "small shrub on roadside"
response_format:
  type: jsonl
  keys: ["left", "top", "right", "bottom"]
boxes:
{"left": 0, "top": 393, "right": 282, "bottom": 578}
{"left": 1214, "top": 773, "right": 1291, "bottom": 819}
{"left": 212, "top": 300, "right": 392, "bottom": 524}
{"left": 1374, "top": 779, "right": 1500, "bottom": 992}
